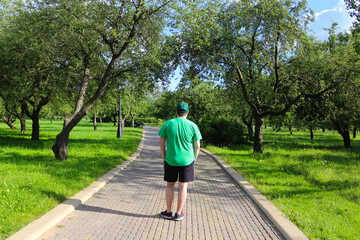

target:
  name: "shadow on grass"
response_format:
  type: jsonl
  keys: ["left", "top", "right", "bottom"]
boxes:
{"left": 1, "top": 149, "right": 128, "bottom": 175}
{"left": 0, "top": 133, "right": 141, "bottom": 153}
{"left": 208, "top": 129, "right": 360, "bottom": 204}
{"left": 40, "top": 190, "right": 67, "bottom": 203}
{"left": 263, "top": 131, "right": 359, "bottom": 150}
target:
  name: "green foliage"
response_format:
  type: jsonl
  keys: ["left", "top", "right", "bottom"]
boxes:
{"left": 268, "top": 26, "right": 360, "bottom": 146}
{"left": 344, "top": 0, "right": 360, "bottom": 24}
{"left": 142, "top": 117, "right": 165, "bottom": 127}
{"left": 152, "top": 90, "right": 179, "bottom": 120}
{"left": 124, "top": 117, "right": 145, "bottom": 128}
{"left": 0, "top": 120, "right": 142, "bottom": 239}
{"left": 0, "top": 3, "right": 61, "bottom": 117}
{"left": 172, "top": 0, "right": 326, "bottom": 153}
{"left": 152, "top": 79, "right": 233, "bottom": 122}
{"left": 206, "top": 129, "right": 360, "bottom": 240}
{"left": 198, "top": 119, "right": 247, "bottom": 146}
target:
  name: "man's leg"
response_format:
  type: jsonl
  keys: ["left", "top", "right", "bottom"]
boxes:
{"left": 166, "top": 182, "right": 175, "bottom": 212}
{"left": 176, "top": 182, "right": 188, "bottom": 214}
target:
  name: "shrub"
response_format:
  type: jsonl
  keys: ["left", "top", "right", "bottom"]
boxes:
{"left": 197, "top": 119, "right": 247, "bottom": 146}
{"left": 124, "top": 117, "right": 145, "bottom": 128}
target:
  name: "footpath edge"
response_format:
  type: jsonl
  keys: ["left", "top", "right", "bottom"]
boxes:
{"left": 7, "top": 129, "right": 146, "bottom": 240}
{"left": 201, "top": 148, "right": 309, "bottom": 240}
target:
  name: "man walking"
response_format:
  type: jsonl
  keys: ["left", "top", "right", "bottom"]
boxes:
{"left": 158, "top": 102, "right": 202, "bottom": 221}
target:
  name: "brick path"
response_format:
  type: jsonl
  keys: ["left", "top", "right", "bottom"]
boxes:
{"left": 39, "top": 125, "right": 283, "bottom": 240}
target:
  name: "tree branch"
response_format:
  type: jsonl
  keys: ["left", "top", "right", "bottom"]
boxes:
{"left": 273, "top": 25, "right": 281, "bottom": 93}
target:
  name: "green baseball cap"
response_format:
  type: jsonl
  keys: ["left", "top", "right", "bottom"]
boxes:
{"left": 177, "top": 102, "right": 189, "bottom": 113}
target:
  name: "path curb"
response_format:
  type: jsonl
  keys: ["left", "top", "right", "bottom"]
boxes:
{"left": 7, "top": 129, "right": 146, "bottom": 240}
{"left": 201, "top": 148, "right": 308, "bottom": 240}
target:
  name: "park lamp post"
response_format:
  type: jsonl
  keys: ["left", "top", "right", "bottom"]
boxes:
{"left": 117, "top": 85, "right": 123, "bottom": 139}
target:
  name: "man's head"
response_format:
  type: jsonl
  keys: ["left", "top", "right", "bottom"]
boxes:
{"left": 177, "top": 102, "right": 189, "bottom": 117}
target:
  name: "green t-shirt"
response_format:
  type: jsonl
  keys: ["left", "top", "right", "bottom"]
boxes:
{"left": 158, "top": 117, "right": 202, "bottom": 166}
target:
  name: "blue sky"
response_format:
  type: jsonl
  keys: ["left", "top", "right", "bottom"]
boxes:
{"left": 307, "top": 0, "right": 355, "bottom": 41}
{"left": 168, "top": 0, "right": 356, "bottom": 90}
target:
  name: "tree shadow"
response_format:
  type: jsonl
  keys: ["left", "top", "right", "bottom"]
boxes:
{"left": 77, "top": 204, "right": 159, "bottom": 219}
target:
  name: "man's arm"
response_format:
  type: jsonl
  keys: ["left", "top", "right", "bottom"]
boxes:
{"left": 194, "top": 140, "right": 201, "bottom": 161}
{"left": 159, "top": 137, "right": 166, "bottom": 162}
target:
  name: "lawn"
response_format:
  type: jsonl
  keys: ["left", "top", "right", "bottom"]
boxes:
{"left": 205, "top": 129, "right": 360, "bottom": 240}
{"left": 0, "top": 119, "right": 143, "bottom": 240}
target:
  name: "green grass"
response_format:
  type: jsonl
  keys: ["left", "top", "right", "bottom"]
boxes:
{"left": 0, "top": 119, "right": 143, "bottom": 240}
{"left": 205, "top": 129, "right": 360, "bottom": 240}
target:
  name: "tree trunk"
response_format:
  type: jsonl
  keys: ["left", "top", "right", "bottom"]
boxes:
{"left": 253, "top": 114, "right": 263, "bottom": 153}
{"left": 20, "top": 105, "right": 27, "bottom": 133}
{"left": 309, "top": 126, "right": 314, "bottom": 140}
{"left": 247, "top": 123, "right": 254, "bottom": 139}
{"left": 4, "top": 103, "right": 26, "bottom": 132}
{"left": 113, "top": 104, "right": 117, "bottom": 126}
{"left": 1, "top": 115, "right": 17, "bottom": 129}
{"left": 121, "top": 109, "right": 130, "bottom": 134}
{"left": 20, "top": 117, "right": 26, "bottom": 133}
{"left": 288, "top": 126, "right": 293, "bottom": 135}
{"left": 131, "top": 113, "right": 136, "bottom": 128}
{"left": 93, "top": 113, "right": 97, "bottom": 131}
{"left": 242, "top": 117, "right": 254, "bottom": 140}
{"left": 52, "top": 130, "right": 70, "bottom": 161}
{"left": 121, "top": 118, "right": 126, "bottom": 133}
{"left": 31, "top": 111, "right": 40, "bottom": 140}
{"left": 22, "top": 96, "right": 50, "bottom": 141}
{"left": 353, "top": 127, "right": 357, "bottom": 139}
{"left": 338, "top": 130, "right": 351, "bottom": 148}
{"left": 52, "top": 110, "right": 87, "bottom": 160}
{"left": 333, "top": 121, "right": 351, "bottom": 148}
{"left": 53, "top": 54, "right": 91, "bottom": 159}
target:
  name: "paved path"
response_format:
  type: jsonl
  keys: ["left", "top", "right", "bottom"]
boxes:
{"left": 38, "top": 125, "right": 283, "bottom": 240}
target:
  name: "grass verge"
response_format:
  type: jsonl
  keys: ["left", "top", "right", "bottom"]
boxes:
{"left": 205, "top": 129, "right": 360, "bottom": 240}
{"left": 0, "top": 119, "right": 143, "bottom": 240}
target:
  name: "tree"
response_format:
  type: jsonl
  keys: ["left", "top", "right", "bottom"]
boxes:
{"left": 0, "top": 3, "right": 64, "bottom": 139}
{"left": 345, "top": 0, "right": 360, "bottom": 24}
{"left": 326, "top": 32, "right": 360, "bottom": 148}
{"left": 176, "top": 71, "right": 227, "bottom": 122}
{"left": 344, "top": 0, "right": 360, "bottom": 138}
{"left": 153, "top": 90, "right": 179, "bottom": 120}
{"left": 36, "top": 0, "right": 176, "bottom": 160}
{"left": 292, "top": 27, "right": 360, "bottom": 148}
{"left": 176, "top": 0, "right": 345, "bottom": 153}
{"left": 294, "top": 95, "right": 329, "bottom": 140}
{"left": 344, "top": 0, "right": 360, "bottom": 53}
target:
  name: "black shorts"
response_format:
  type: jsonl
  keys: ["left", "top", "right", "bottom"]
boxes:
{"left": 164, "top": 161, "right": 195, "bottom": 183}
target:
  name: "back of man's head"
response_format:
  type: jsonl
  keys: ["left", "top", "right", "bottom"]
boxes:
{"left": 177, "top": 102, "right": 189, "bottom": 116}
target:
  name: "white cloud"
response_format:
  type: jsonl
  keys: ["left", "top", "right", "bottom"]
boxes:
{"left": 315, "top": 8, "right": 337, "bottom": 19}
{"left": 314, "top": 0, "right": 348, "bottom": 19}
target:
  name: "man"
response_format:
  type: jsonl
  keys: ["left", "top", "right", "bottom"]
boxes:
{"left": 158, "top": 102, "right": 202, "bottom": 221}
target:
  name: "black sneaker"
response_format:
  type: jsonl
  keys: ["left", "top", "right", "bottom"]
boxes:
{"left": 174, "top": 212, "right": 184, "bottom": 221}
{"left": 160, "top": 210, "right": 173, "bottom": 220}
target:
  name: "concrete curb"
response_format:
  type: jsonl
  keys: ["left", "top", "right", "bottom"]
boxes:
{"left": 7, "top": 129, "right": 146, "bottom": 240}
{"left": 201, "top": 148, "right": 309, "bottom": 240}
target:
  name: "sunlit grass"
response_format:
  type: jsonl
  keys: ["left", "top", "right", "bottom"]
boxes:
{"left": 0, "top": 119, "right": 142, "bottom": 239}
{"left": 205, "top": 129, "right": 360, "bottom": 240}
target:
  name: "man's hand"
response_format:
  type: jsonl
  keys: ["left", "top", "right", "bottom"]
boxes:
{"left": 194, "top": 140, "right": 201, "bottom": 161}
{"left": 159, "top": 137, "right": 167, "bottom": 162}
